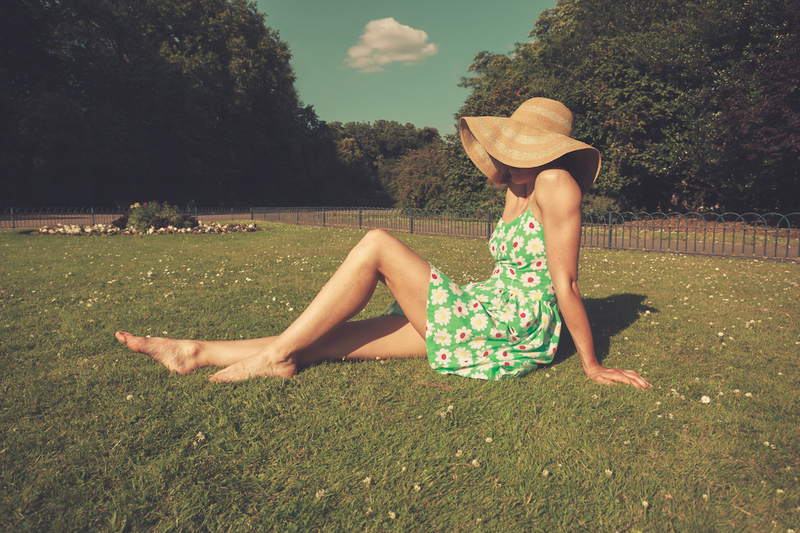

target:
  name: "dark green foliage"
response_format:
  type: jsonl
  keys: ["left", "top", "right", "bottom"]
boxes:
{"left": 111, "top": 214, "right": 129, "bottom": 229}
{"left": 328, "top": 120, "right": 443, "bottom": 206}
{"left": 581, "top": 194, "right": 622, "bottom": 215}
{"left": 0, "top": 0, "right": 344, "bottom": 207}
{"left": 3, "top": 0, "right": 797, "bottom": 211}
{"left": 126, "top": 201, "right": 197, "bottom": 232}
{"left": 454, "top": 0, "right": 800, "bottom": 212}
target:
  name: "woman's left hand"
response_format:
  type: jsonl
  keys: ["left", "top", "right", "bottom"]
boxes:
{"left": 585, "top": 365, "right": 652, "bottom": 390}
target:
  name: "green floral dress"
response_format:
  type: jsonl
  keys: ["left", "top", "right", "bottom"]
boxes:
{"left": 389, "top": 209, "right": 562, "bottom": 380}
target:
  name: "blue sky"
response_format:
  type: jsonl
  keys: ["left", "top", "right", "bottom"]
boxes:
{"left": 254, "top": 0, "right": 556, "bottom": 134}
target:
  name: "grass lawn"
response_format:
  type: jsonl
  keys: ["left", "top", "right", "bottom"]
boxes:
{"left": 1, "top": 222, "right": 798, "bottom": 532}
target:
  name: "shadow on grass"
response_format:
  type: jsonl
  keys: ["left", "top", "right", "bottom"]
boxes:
{"left": 552, "top": 293, "right": 653, "bottom": 366}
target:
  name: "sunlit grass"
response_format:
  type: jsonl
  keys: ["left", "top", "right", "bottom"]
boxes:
{"left": 1, "top": 223, "right": 798, "bottom": 531}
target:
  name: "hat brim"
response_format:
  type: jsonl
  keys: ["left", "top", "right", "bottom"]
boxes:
{"left": 460, "top": 116, "right": 601, "bottom": 194}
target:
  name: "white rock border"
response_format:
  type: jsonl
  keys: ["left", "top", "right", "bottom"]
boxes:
{"left": 36, "top": 222, "right": 262, "bottom": 236}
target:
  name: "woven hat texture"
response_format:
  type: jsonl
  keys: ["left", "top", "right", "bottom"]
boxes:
{"left": 459, "top": 98, "right": 601, "bottom": 193}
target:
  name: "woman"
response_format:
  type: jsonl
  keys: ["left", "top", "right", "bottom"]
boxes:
{"left": 116, "top": 98, "right": 651, "bottom": 390}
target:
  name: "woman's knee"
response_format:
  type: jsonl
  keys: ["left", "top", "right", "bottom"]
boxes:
{"left": 350, "top": 229, "right": 402, "bottom": 267}
{"left": 358, "top": 229, "right": 396, "bottom": 251}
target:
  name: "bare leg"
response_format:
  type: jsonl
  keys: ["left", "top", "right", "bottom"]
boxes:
{"left": 208, "top": 229, "right": 430, "bottom": 382}
{"left": 116, "top": 229, "right": 431, "bottom": 380}
{"left": 115, "top": 314, "right": 425, "bottom": 373}
{"left": 114, "top": 331, "right": 267, "bottom": 372}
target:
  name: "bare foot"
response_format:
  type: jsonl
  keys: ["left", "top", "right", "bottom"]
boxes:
{"left": 115, "top": 331, "right": 204, "bottom": 374}
{"left": 208, "top": 350, "right": 297, "bottom": 383}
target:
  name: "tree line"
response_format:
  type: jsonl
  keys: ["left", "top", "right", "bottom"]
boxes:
{"left": 0, "top": 0, "right": 440, "bottom": 207}
{"left": 2, "top": 0, "right": 798, "bottom": 212}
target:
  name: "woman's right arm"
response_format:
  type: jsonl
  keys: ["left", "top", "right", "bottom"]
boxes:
{"left": 535, "top": 169, "right": 651, "bottom": 390}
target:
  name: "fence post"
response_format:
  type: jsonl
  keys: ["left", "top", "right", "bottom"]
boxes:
{"left": 91, "top": 207, "right": 95, "bottom": 225}
{"left": 359, "top": 208, "right": 363, "bottom": 229}
{"left": 607, "top": 212, "right": 613, "bottom": 249}
{"left": 487, "top": 211, "right": 492, "bottom": 239}
{"left": 322, "top": 208, "right": 326, "bottom": 227}
{"left": 10, "top": 208, "right": 14, "bottom": 229}
{"left": 410, "top": 210, "right": 414, "bottom": 234}
{"left": 250, "top": 207, "right": 253, "bottom": 220}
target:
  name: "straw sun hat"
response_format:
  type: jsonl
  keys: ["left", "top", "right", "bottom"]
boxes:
{"left": 459, "top": 98, "right": 601, "bottom": 194}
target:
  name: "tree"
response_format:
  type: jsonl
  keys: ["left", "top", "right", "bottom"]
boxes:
{"left": 1, "top": 0, "right": 327, "bottom": 207}
{"left": 451, "top": 0, "right": 800, "bottom": 212}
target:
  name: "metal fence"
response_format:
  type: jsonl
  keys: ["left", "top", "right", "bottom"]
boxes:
{"left": 2, "top": 206, "right": 799, "bottom": 261}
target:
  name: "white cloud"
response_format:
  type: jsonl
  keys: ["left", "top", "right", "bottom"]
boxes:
{"left": 345, "top": 18, "right": 439, "bottom": 73}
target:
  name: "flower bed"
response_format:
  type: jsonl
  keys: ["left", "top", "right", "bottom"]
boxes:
{"left": 36, "top": 222, "right": 261, "bottom": 236}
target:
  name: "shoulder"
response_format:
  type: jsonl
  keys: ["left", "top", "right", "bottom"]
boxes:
{"left": 535, "top": 168, "right": 582, "bottom": 209}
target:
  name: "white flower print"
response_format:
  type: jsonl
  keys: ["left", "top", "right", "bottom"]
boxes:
{"left": 449, "top": 281, "right": 463, "bottom": 296}
{"left": 531, "top": 290, "right": 544, "bottom": 302}
{"left": 455, "top": 327, "right": 472, "bottom": 343}
{"left": 469, "top": 337, "right": 487, "bottom": 350}
{"left": 468, "top": 299, "right": 482, "bottom": 312}
{"left": 433, "top": 329, "right": 452, "bottom": 346}
{"left": 490, "top": 328, "right": 505, "bottom": 340}
{"left": 470, "top": 315, "right": 489, "bottom": 331}
{"left": 541, "top": 314, "right": 550, "bottom": 329}
{"left": 511, "top": 236, "right": 524, "bottom": 252}
{"left": 522, "top": 273, "right": 541, "bottom": 287}
{"left": 522, "top": 218, "right": 539, "bottom": 235}
{"left": 434, "top": 306, "right": 452, "bottom": 325}
{"left": 526, "top": 238, "right": 544, "bottom": 256}
{"left": 430, "top": 287, "right": 448, "bottom": 305}
{"left": 475, "top": 349, "right": 492, "bottom": 362}
{"left": 453, "top": 299, "right": 469, "bottom": 318}
{"left": 454, "top": 346, "right": 473, "bottom": 365}
{"left": 430, "top": 268, "right": 444, "bottom": 286}
{"left": 434, "top": 349, "right": 453, "bottom": 364}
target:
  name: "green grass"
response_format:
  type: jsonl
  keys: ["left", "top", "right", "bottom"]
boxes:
{"left": 1, "top": 222, "right": 798, "bottom": 532}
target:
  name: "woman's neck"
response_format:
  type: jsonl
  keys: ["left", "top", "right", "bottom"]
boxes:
{"left": 502, "top": 181, "right": 535, "bottom": 223}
